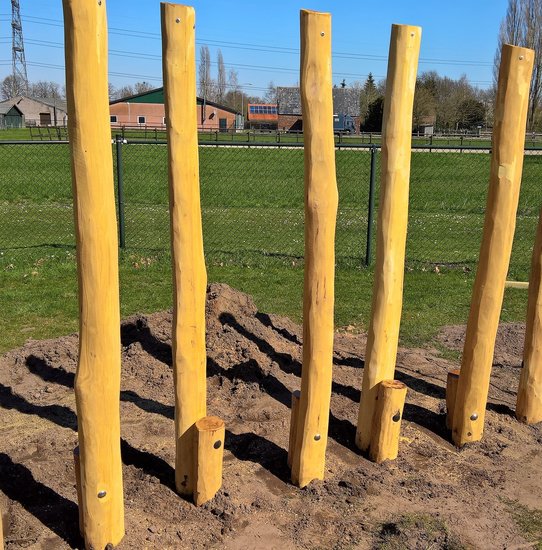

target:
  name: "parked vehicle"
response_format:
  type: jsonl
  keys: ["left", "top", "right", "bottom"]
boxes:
{"left": 333, "top": 113, "right": 357, "bottom": 134}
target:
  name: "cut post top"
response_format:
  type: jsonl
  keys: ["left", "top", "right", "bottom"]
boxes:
{"left": 300, "top": 8, "right": 331, "bottom": 16}
{"left": 380, "top": 380, "right": 407, "bottom": 391}
{"left": 196, "top": 416, "right": 224, "bottom": 432}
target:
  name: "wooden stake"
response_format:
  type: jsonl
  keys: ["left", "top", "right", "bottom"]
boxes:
{"left": 505, "top": 280, "right": 529, "bottom": 289}
{"left": 161, "top": 3, "right": 208, "bottom": 495}
{"left": 290, "top": 9, "right": 338, "bottom": 488}
{"left": 517, "top": 207, "right": 542, "bottom": 424}
{"left": 356, "top": 24, "right": 421, "bottom": 452}
{"left": 73, "top": 447, "right": 84, "bottom": 536}
{"left": 287, "top": 390, "right": 301, "bottom": 469}
{"left": 193, "top": 416, "right": 225, "bottom": 506}
{"left": 369, "top": 380, "right": 407, "bottom": 463}
{"left": 452, "top": 44, "right": 534, "bottom": 447}
{"left": 62, "top": 0, "right": 124, "bottom": 547}
{"left": 0, "top": 505, "right": 4, "bottom": 550}
{"left": 446, "top": 369, "right": 460, "bottom": 430}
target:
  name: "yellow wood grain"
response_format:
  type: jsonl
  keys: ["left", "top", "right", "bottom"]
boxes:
{"left": 62, "top": 0, "right": 124, "bottom": 546}
{"left": 161, "top": 3, "right": 208, "bottom": 495}
{"left": 193, "top": 416, "right": 225, "bottom": 506}
{"left": 452, "top": 44, "right": 534, "bottom": 446}
{"left": 290, "top": 9, "right": 338, "bottom": 488}
{"left": 369, "top": 380, "right": 407, "bottom": 463}
{"left": 356, "top": 24, "right": 421, "bottom": 452}
{"left": 517, "top": 207, "right": 542, "bottom": 424}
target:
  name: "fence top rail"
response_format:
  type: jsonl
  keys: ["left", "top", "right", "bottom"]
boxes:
{"left": 0, "top": 140, "right": 70, "bottom": 145}
{"left": 2, "top": 139, "right": 542, "bottom": 153}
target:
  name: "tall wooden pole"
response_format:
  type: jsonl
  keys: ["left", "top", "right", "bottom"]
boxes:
{"left": 516, "top": 207, "right": 542, "bottom": 424}
{"left": 355, "top": 24, "right": 421, "bottom": 452}
{"left": 452, "top": 44, "right": 534, "bottom": 447}
{"left": 161, "top": 3, "right": 208, "bottom": 496}
{"left": 63, "top": 0, "right": 124, "bottom": 547}
{"left": 290, "top": 9, "right": 338, "bottom": 488}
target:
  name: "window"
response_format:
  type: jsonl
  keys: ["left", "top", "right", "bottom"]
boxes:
{"left": 163, "top": 117, "right": 166, "bottom": 125}
{"left": 137, "top": 115, "right": 146, "bottom": 124}
{"left": 249, "top": 106, "right": 256, "bottom": 114}
{"left": 110, "top": 115, "right": 118, "bottom": 123}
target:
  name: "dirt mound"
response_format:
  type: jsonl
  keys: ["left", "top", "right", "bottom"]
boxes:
{"left": 438, "top": 322, "right": 526, "bottom": 368}
{"left": 1, "top": 283, "right": 541, "bottom": 549}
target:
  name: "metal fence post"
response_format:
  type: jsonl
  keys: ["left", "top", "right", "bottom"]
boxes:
{"left": 365, "top": 145, "right": 377, "bottom": 266}
{"left": 115, "top": 135, "right": 126, "bottom": 249}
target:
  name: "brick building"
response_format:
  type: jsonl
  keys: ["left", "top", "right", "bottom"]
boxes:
{"left": 110, "top": 88, "right": 243, "bottom": 130}
{"left": 245, "top": 103, "right": 278, "bottom": 129}
{"left": 276, "top": 86, "right": 361, "bottom": 132}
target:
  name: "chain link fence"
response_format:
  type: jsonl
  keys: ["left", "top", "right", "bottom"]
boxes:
{"left": 1, "top": 139, "right": 540, "bottom": 279}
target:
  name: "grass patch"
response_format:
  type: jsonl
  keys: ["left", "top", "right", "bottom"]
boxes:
{"left": 375, "top": 513, "right": 464, "bottom": 549}
{"left": 505, "top": 500, "right": 542, "bottom": 548}
{"left": 0, "top": 250, "right": 529, "bottom": 356}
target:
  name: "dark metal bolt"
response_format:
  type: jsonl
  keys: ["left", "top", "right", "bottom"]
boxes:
{"left": 214, "top": 440, "right": 222, "bottom": 449}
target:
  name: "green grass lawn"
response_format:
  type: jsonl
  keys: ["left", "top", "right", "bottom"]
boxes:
{"left": 0, "top": 142, "right": 538, "bottom": 353}
{"left": 0, "top": 249, "right": 529, "bottom": 354}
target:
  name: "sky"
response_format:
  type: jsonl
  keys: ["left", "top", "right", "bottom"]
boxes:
{"left": 0, "top": 0, "right": 508, "bottom": 96}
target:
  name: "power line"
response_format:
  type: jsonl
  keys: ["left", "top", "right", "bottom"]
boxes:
{"left": 12, "top": 36, "right": 493, "bottom": 86}
{"left": 13, "top": 14, "right": 494, "bottom": 68}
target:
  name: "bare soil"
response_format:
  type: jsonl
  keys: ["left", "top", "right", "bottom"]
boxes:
{"left": 1, "top": 283, "right": 541, "bottom": 549}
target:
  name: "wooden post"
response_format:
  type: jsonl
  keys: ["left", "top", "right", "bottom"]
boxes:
{"left": 452, "top": 45, "right": 534, "bottom": 447}
{"left": 287, "top": 390, "right": 301, "bottom": 469}
{"left": 193, "top": 416, "right": 225, "bottom": 506}
{"left": 290, "top": 9, "right": 338, "bottom": 488}
{"left": 62, "top": 0, "right": 124, "bottom": 547}
{"left": 73, "top": 447, "right": 83, "bottom": 536}
{"left": 161, "top": 3, "right": 208, "bottom": 496}
{"left": 0, "top": 505, "right": 3, "bottom": 550}
{"left": 356, "top": 24, "right": 421, "bottom": 452}
{"left": 446, "top": 369, "right": 460, "bottom": 430}
{"left": 369, "top": 380, "right": 407, "bottom": 463}
{"left": 517, "top": 207, "right": 542, "bottom": 424}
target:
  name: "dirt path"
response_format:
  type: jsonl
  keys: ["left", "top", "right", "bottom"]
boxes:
{"left": 1, "top": 283, "right": 540, "bottom": 549}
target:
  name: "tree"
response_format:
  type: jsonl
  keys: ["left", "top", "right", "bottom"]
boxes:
{"left": 412, "top": 83, "right": 436, "bottom": 129}
{"left": 29, "top": 81, "right": 63, "bottom": 98}
{"left": 359, "top": 73, "right": 380, "bottom": 129}
{"left": 134, "top": 81, "right": 154, "bottom": 94}
{"left": 363, "top": 96, "right": 384, "bottom": 132}
{"left": 495, "top": 0, "right": 542, "bottom": 130}
{"left": 457, "top": 98, "right": 487, "bottom": 129}
{"left": 1, "top": 74, "right": 26, "bottom": 100}
{"left": 198, "top": 45, "right": 213, "bottom": 100}
{"left": 216, "top": 49, "right": 226, "bottom": 103}
{"left": 114, "top": 85, "right": 134, "bottom": 99}
{"left": 263, "top": 81, "right": 277, "bottom": 104}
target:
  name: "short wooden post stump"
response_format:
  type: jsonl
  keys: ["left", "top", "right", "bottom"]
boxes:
{"left": 369, "top": 380, "right": 407, "bottom": 463}
{"left": 193, "top": 416, "right": 225, "bottom": 506}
